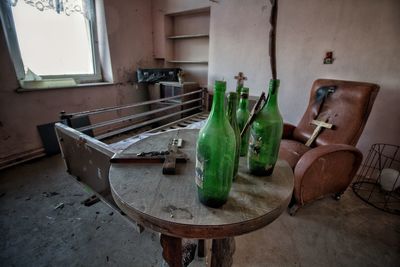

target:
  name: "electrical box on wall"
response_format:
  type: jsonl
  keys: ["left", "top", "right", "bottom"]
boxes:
{"left": 323, "top": 51, "right": 334, "bottom": 64}
{"left": 136, "top": 68, "right": 181, "bottom": 83}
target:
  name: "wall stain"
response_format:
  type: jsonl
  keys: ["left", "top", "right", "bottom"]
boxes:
{"left": 162, "top": 205, "right": 193, "bottom": 220}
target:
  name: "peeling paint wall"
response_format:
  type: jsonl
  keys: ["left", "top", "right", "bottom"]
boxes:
{"left": 0, "top": 0, "right": 156, "bottom": 161}
{"left": 208, "top": 0, "right": 400, "bottom": 155}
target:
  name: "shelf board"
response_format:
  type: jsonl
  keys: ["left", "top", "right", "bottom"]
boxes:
{"left": 167, "top": 60, "right": 208, "bottom": 64}
{"left": 167, "top": 34, "right": 209, "bottom": 39}
{"left": 165, "top": 7, "right": 210, "bottom": 17}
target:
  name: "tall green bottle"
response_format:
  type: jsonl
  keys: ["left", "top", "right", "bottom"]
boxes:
{"left": 195, "top": 81, "right": 236, "bottom": 207}
{"left": 226, "top": 92, "right": 240, "bottom": 180}
{"left": 247, "top": 79, "right": 283, "bottom": 176}
{"left": 236, "top": 84, "right": 243, "bottom": 104}
{"left": 236, "top": 87, "right": 250, "bottom": 156}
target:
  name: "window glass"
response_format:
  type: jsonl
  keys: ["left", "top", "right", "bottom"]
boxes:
{"left": 11, "top": 1, "right": 94, "bottom": 76}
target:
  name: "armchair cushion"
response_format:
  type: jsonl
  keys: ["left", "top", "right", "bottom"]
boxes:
{"left": 279, "top": 140, "right": 310, "bottom": 169}
{"left": 282, "top": 123, "right": 296, "bottom": 139}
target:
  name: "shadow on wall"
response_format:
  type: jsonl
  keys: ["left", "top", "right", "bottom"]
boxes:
{"left": 357, "top": 86, "right": 400, "bottom": 154}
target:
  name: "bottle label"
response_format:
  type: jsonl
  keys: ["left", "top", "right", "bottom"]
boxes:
{"left": 195, "top": 156, "right": 204, "bottom": 189}
{"left": 249, "top": 133, "right": 262, "bottom": 158}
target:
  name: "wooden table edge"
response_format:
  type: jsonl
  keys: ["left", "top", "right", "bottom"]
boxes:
{"left": 110, "top": 185, "right": 293, "bottom": 239}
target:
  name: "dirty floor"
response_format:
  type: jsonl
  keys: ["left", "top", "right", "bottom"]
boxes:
{"left": 0, "top": 155, "right": 399, "bottom": 267}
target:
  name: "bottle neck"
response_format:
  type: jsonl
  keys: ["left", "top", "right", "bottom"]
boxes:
{"left": 210, "top": 87, "right": 226, "bottom": 121}
{"left": 239, "top": 94, "right": 249, "bottom": 110}
{"left": 236, "top": 84, "right": 243, "bottom": 93}
{"left": 264, "top": 79, "right": 280, "bottom": 109}
{"left": 227, "top": 95, "right": 237, "bottom": 122}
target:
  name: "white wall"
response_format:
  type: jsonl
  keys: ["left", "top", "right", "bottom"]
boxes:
{"left": 208, "top": 0, "right": 400, "bottom": 155}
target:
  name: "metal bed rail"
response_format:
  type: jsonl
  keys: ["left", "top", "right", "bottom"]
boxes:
{"left": 60, "top": 88, "right": 207, "bottom": 140}
{"left": 61, "top": 89, "right": 204, "bottom": 119}
{"left": 95, "top": 105, "right": 202, "bottom": 140}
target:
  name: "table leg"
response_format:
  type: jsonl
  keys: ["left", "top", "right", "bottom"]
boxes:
{"left": 211, "top": 237, "right": 235, "bottom": 267}
{"left": 160, "top": 234, "right": 183, "bottom": 267}
{"left": 197, "top": 239, "right": 205, "bottom": 258}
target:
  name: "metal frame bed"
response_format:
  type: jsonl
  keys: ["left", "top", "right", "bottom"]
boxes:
{"left": 55, "top": 88, "right": 209, "bottom": 228}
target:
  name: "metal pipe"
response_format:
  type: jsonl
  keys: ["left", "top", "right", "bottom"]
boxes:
{"left": 95, "top": 105, "right": 202, "bottom": 140}
{"left": 76, "top": 98, "right": 202, "bottom": 132}
{"left": 64, "top": 89, "right": 203, "bottom": 118}
{"left": 144, "top": 112, "right": 208, "bottom": 134}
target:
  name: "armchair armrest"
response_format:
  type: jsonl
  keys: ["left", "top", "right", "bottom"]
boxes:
{"left": 293, "top": 144, "right": 363, "bottom": 205}
{"left": 282, "top": 123, "right": 296, "bottom": 139}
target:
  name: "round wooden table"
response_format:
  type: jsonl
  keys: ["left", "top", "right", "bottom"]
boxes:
{"left": 109, "top": 129, "right": 293, "bottom": 267}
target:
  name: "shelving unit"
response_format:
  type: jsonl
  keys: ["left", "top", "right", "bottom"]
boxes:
{"left": 164, "top": 8, "right": 210, "bottom": 85}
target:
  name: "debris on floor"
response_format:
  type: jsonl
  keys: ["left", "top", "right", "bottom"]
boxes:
{"left": 42, "top": 191, "right": 59, "bottom": 197}
{"left": 54, "top": 203, "right": 64, "bottom": 210}
{"left": 81, "top": 194, "right": 100, "bottom": 206}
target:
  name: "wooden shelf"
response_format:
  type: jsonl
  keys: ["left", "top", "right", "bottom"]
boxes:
{"left": 165, "top": 7, "right": 210, "bottom": 17}
{"left": 167, "top": 34, "right": 209, "bottom": 40}
{"left": 167, "top": 60, "right": 208, "bottom": 64}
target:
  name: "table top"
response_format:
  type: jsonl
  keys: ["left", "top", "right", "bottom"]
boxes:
{"left": 109, "top": 129, "right": 294, "bottom": 239}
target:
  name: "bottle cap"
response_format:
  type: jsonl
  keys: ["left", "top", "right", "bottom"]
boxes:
{"left": 214, "top": 80, "right": 226, "bottom": 91}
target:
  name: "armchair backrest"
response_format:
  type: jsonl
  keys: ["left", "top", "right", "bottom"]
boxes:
{"left": 292, "top": 79, "right": 379, "bottom": 146}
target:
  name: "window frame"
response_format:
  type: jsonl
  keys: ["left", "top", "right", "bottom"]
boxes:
{"left": 0, "top": 0, "right": 102, "bottom": 87}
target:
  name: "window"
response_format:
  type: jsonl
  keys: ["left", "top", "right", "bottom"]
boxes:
{"left": 0, "top": 0, "right": 102, "bottom": 88}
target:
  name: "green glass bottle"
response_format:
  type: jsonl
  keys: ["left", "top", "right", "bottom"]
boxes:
{"left": 236, "top": 84, "right": 243, "bottom": 104}
{"left": 247, "top": 79, "right": 283, "bottom": 176}
{"left": 236, "top": 87, "right": 250, "bottom": 157}
{"left": 226, "top": 92, "right": 240, "bottom": 180}
{"left": 195, "top": 81, "right": 236, "bottom": 207}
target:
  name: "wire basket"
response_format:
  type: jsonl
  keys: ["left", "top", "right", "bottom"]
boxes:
{"left": 352, "top": 143, "right": 400, "bottom": 215}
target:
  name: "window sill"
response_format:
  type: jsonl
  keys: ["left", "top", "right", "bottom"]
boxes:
{"left": 16, "top": 81, "right": 115, "bottom": 93}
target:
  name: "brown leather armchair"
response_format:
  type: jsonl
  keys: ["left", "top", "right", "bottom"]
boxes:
{"left": 279, "top": 79, "right": 379, "bottom": 215}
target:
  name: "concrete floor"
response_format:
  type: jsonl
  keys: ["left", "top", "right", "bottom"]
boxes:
{"left": 0, "top": 155, "right": 399, "bottom": 267}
